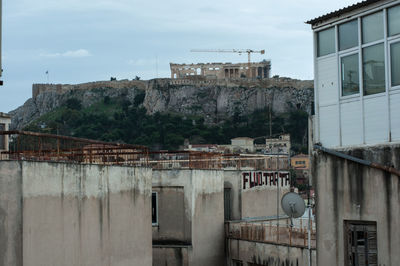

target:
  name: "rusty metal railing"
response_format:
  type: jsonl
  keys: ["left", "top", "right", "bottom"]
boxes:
{"left": 0, "top": 131, "right": 290, "bottom": 170}
{"left": 226, "top": 219, "right": 316, "bottom": 248}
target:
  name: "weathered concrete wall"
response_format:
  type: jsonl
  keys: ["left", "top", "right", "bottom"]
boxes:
{"left": 152, "top": 186, "right": 190, "bottom": 244}
{"left": 241, "top": 186, "right": 290, "bottom": 219}
{"left": 313, "top": 145, "right": 400, "bottom": 266}
{"left": 224, "top": 171, "right": 242, "bottom": 220}
{"left": 152, "top": 169, "right": 225, "bottom": 266}
{"left": 191, "top": 170, "right": 225, "bottom": 266}
{"left": 0, "top": 161, "right": 152, "bottom": 266}
{"left": 228, "top": 239, "right": 316, "bottom": 266}
{"left": 224, "top": 171, "right": 290, "bottom": 220}
{"left": 152, "top": 246, "right": 189, "bottom": 266}
{"left": 0, "top": 161, "right": 22, "bottom": 266}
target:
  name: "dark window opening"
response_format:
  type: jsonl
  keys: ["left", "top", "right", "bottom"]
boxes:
{"left": 345, "top": 221, "right": 377, "bottom": 266}
{"left": 152, "top": 192, "right": 158, "bottom": 225}
{"left": 0, "top": 124, "right": 5, "bottom": 150}
{"left": 232, "top": 260, "right": 243, "bottom": 266}
{"left": 224, "top": 188, "right": 231, "bottom": 220}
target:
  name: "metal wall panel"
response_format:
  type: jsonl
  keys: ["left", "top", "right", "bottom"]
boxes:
{"left": 320, "top": 105, "right": 340, "bottom": 147}
{"left": 340, "top": 100, "right": 363, "bottom": 146}
{"left": 364, "top": 96, "right": 389, "bottom": 144}
{"left": 316, "top": 56, "right": 338, "bottom": 106}
{"left": 390, "top": 92, "right": 400, "bottom": 141}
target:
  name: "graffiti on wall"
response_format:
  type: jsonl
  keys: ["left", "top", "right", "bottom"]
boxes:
{"left": 242, "top": 171, "right": 290, "bottom": 189}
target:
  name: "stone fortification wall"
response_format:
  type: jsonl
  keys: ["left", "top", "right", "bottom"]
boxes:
{"left": 0, "top": 161, "right": 153, "bottom": 266}
{"left": 167, "top": 76, "right": 313, "bottom": 89}
{"left": 32, "top": 77, "right": 312, "bottom": 99}
{"left": 32, "top": 80, "right": 147, "bottom": 98}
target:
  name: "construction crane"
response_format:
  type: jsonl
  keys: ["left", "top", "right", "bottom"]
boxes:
{"left": 190, "top": 49, "right": 265, "bottom": 78}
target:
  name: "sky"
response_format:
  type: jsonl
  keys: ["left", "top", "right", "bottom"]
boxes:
{"left": 1, "top": 0, "right": 360, "bottom": 112}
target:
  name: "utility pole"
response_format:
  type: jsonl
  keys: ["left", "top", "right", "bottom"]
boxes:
{"left": 0, "top": 0, "right": 3, "bottom": 85}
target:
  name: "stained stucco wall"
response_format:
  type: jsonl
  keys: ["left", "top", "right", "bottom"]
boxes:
{"left": 223, "top": 171, "right": 242, "bottom": 220}
{"left": 0, "top": 161, "right": 22, "bottom": 266}
{"left": 0, "top": 161, "right": 152, "bottom": 266}
{"left": 152, "top": 246, "right": 189, "bottom": 266}
{"left": 152, "top": 169, "right": 225, "bottom": 266}
{"left": 224, "top": 171, "right": 290, "bottom": 220}
{"left": 228, "top": 239, "right": 316, "bottom": 266}
{"left": 313, "top": 145, "right": 400, "bottom": 266}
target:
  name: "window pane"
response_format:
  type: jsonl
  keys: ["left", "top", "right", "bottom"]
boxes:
{"left": 363, "top": 43, "right": 385, "bottom": 95}
{"left": 391, "top": 42, "right": 400, "bottom": 86}
{"left": 341, "top": 54, "right": 359, "bottom": 96}
{"left": 388, "top": 5, "right": 400, "bottom": 37}
{"left": 339, "top": 20, "right": 358, "bottom": 51}
{"left": 317, "top": 27, "right": 335, "bottom": 57}
{"left": 362, "top": 12, "right": 383, "bottom": 44}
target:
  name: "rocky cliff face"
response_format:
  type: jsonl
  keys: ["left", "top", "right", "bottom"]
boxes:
{"left": 10, "top": 78, "right": 314, "bottom": 130}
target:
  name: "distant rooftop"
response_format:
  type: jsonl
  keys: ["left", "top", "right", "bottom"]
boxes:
{"left": 0, "top": 112, "right": 11, "bottom": 119}
{"left": 306, "top": 0, "right": 381, "bottom": 25}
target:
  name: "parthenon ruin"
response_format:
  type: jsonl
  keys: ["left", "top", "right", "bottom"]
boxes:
{"left": 170, "top": 60, "right": 271, "bottom": 80}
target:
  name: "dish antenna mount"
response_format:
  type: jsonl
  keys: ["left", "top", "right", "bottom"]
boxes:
{"left": 281, "top": 192, "right": 306, "bottom": 226}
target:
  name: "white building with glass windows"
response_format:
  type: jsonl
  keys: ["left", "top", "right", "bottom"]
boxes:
{"left": 308, "top": 1, "right": 400, "bottom": 266}
{"left": 310, "top": 0, "right": 400, "bottom": 148}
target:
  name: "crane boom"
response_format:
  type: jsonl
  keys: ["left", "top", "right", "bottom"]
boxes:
{"left": 190, "top": 49, "right": 265, "bottom": 54}
{"left": 190, "top": 49, "right": 265, "bottom": 78}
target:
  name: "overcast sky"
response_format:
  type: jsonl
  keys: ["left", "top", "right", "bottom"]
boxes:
{"left": 1, "top": 0, "right": 360, "bottom": 112}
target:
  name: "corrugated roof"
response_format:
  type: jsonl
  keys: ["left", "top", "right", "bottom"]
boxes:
{"left": 306, "top": 0, "right": 381, "bottom": 25}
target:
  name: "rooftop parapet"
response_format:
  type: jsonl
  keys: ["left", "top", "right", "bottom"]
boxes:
{"left": 0, "top": 131, "right": 290, "bottom": 170}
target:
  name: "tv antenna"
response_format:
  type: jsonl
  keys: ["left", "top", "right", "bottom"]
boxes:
{"left": 281, "top": 191, "right": 306, "bottom": 226}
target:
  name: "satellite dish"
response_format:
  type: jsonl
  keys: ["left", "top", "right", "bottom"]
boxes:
{"left": 281, "top": 192, "right": 306, "bottom": 219}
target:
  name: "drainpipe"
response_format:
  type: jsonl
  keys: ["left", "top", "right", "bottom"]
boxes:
{"left": 314, "top": 144, "right": 400, "bottom": 177}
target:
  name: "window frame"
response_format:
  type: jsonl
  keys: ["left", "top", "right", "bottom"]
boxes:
{"left": 317, "top": 27, "right": 336, "bottom": 57}
{"left": 362, "top": 42, "right": 386, "bottom": 97}
{"left": 387, "top": 4, "right": 400, "bottom": 38}
{"left": 344, "top": 220, "right": 378, "bottom": 266}
{"left": 362, "top": 11, "right": 384, "bottom": 45}
{"left": 340, "top": 50, "right": 361, "bottom": 98}
{"left": 339, "top": 19, "right": 359, "bottom": 51}
{"left": 388, "top": 39, "right": 400, "bottom": 90}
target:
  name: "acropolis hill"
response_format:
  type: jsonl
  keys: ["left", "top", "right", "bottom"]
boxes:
{"left": 11, "top": 77, "right": 313, "bottom": 130}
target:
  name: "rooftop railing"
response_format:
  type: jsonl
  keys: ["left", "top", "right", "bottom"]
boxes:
{"left": 0, "top": 131, "right": 289, "bottom": 170}
{"left": 226, "top": 218, "right": 316, "bottom": 249}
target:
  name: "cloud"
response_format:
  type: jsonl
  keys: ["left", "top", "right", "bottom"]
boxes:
{"left": 40, "top": 49, "right": 92, "bottom": 58}
{"left": 127, "top": 58, "right": 157, "bottom": 66}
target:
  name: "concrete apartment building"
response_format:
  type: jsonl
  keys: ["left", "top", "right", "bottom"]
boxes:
{"left": 264, "top": 134, "right": 291, "bottom": 155}
{"left": 308, "top": 0, "right": 400, "bottom": 265}
{"left": 290, "top": 154, "right": 310, "bottom": 185}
